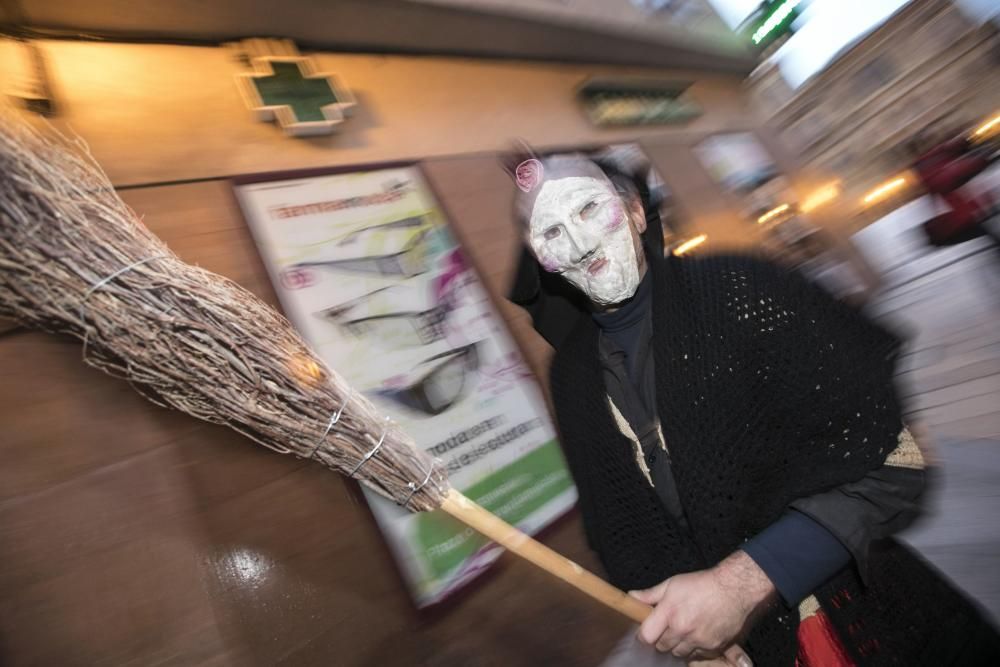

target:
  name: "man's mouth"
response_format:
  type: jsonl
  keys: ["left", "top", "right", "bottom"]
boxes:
{"left": 587, "top": 258, "right": 608, "bottom": 275}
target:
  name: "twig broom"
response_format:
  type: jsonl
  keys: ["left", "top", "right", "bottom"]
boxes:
{"left": 0, "top": 110, "right": 650, "bottom": 623}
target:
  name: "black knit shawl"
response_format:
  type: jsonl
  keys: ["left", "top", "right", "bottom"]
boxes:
{"left": 549, "top": 253, "right": 980, "bottom": 665}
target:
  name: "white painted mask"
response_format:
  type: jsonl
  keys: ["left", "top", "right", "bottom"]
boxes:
{"left": 526, "top": 175, "right": 642, "bottom": 306}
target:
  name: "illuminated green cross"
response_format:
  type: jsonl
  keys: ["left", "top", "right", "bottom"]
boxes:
{"left": 238, "top": 57, "right": 356, "bottom": 136}
{"left": 253, "top": 61, "right": 337, "bottom": 122}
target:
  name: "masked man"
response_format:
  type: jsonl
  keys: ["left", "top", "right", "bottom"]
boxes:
{"left": 505, "top": 151, "right": 1000, "bottom": 666}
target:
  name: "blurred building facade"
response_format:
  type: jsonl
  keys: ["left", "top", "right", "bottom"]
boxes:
{"left": 747, "top": 0, "right": 1000, "bottom": 195}
{"left": 407, "top": 0, "right": 745, "bottom": 52}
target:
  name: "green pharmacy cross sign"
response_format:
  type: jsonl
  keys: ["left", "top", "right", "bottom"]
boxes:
{"left": 748, "top": 0, "right": 801, "bottom": 49}
{"left": 236, "top": 57, "right": 356, "bottom": 136}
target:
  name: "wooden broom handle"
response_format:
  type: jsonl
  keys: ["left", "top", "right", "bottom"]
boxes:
{"left": 439, "top": 488, "right": 652, "bottom": 623}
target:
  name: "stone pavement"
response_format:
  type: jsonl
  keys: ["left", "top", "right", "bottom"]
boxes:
{"left": 856, "top": 182, "right": 1000, "bottom": 625}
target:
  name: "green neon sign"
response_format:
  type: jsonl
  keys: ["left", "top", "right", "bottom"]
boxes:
{"left": 752, "top": 0, "right": 801, "bottom": 45}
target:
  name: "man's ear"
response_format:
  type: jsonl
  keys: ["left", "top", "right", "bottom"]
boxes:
{"left": 626, "top": 192, "right": 647, "bottom": 234}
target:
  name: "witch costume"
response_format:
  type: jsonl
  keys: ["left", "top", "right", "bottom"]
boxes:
{"left": 507, "top": 158, "right": 1000, "bottom": 665}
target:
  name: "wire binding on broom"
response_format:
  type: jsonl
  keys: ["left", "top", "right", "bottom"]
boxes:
{"left": 308, "top": 389, "right": 352, "bottom": 460}
{"left": 350, "top": 417, "right": 390, "bottom": 476}
{"left": 403, "top": 461, "right": 437, "bottom": 509}
{"left": 80, "top": 254, "right": 170, "bottom": 320}
{"left": 79, "top": 254, "right": 170, "bottom": 364}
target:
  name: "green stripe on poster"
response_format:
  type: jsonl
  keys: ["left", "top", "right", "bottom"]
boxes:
{"left": 414, "top": 441, "right": 573, "bottom": 579}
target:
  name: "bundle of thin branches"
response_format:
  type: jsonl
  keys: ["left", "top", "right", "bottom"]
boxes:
{"left": 0, "top": 109, "right": 651, "bottom": 623}
{"left": 0, "top": 110, "right": 447, "bottom": 512}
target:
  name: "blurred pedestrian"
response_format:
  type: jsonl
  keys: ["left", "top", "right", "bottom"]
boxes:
{"left": 913, "top": 127, "right": 998, "bottom": 249}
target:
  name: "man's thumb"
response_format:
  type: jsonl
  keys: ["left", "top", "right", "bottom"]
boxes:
{"left": 627, "top": 580, "right": 669, "bottom": 604}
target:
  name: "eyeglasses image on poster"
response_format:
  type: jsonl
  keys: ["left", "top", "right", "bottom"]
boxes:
{"left": 292, "top": 215, "right": 431, "bottom": 277}
{"left": 376, "top": 343, "right": 480, "bottom": 415}
{"left": 316, "top": 281, "right": 448, "bottom": 347}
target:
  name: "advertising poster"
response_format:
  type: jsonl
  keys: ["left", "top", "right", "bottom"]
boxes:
{"left": 234, "top": 165, "right": 575, "bottom": 606}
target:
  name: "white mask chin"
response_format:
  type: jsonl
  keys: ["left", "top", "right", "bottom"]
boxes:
{"left": 527, "top": 176, "right": 642, "bottom": 307}
{"left": 570, "top": 234, "right": 641, "bottom": 306}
